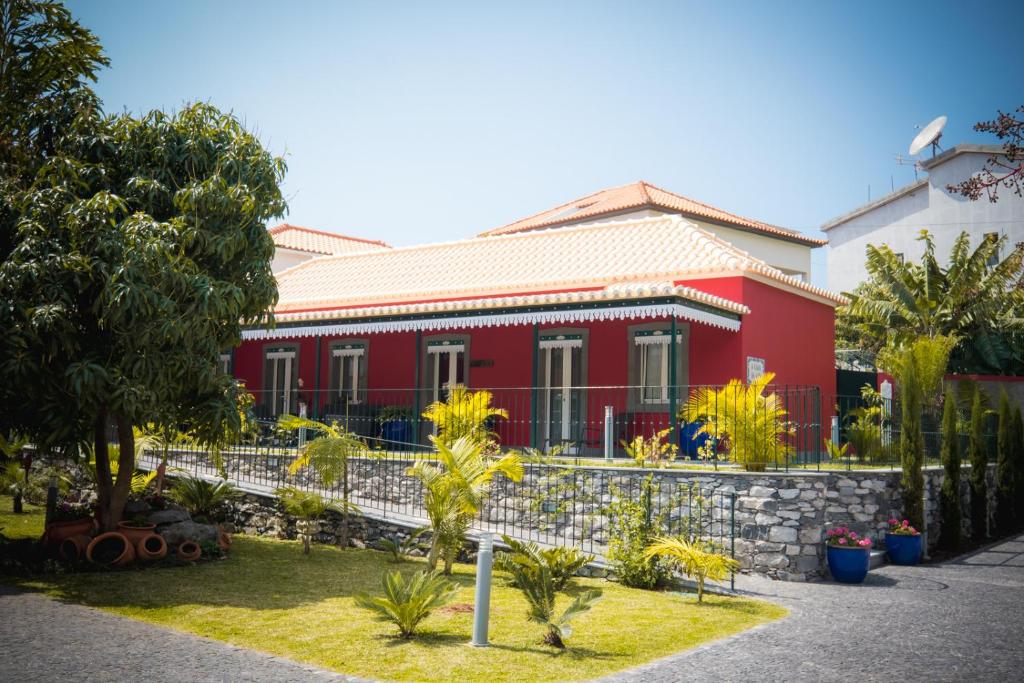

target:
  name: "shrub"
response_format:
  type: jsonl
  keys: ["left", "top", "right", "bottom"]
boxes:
{"left": 621, "top": 428, "right": 678, "bottom": 468}
{"left": 422, "top": 386, "right": 508, "bottom": 449}
{"left": 605, "top": 475, "right": 669, "bottom": 589}
{"left": 938, "top": 387, "right": 962, "bottom": 551}
{"left": 378, "top": 527, "right": 429, "bottom": 563}
{"left": 496, "top": 536, "right": 593, "bottom": 591}
{"left": 170, "top": 475, "right": 238, "bottom": 519}
{"left": 682, "top": 372, "right": 793, "bottom": 471}
{"left": 968, "top": 387, "right": 988, "bottom": 540}
{"left": 501, "top": 556, "right": 601, "bottom": 648}
{"left": 355, "top": 569, "right": 459, "bottom": 638}
{"left": 995, "top": 390, "right": 1014, "bottom": 533}
{"left": 644, "top": 537, "right": 739, "bottom": 603}
{"left": 275, "top": 486, "right": 348, "bottom": 555}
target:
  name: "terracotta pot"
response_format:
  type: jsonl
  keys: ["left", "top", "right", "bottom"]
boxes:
{"left": 117, "top": 521, "right": 157, "bottom": 546}
{"left": 87, "top": 532, "right": 136, "bottom": 568}
{"left": 136, "top": 533, "right": 168, "bottom": 562}
{"left": 217, "top": 528, "right": 232, "bottom": 551}
{"left": 177, "top": 540, "right": 201, "bottom": 562}
{"left": 44, "top": 518, "right": 95, "bottom": 545}
{"left": 59, "top": 534, "right": 93, "bottom": 563}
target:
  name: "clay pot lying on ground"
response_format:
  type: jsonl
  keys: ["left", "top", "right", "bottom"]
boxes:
{"left": 177, "top": 540, "right": 201, "bottom": 562}
{"left": 87, "top": 532, "right": 136, "bottom": 568}
{"left": 136, "top": 533, "right": 168, "bottom": 562}
{"left": 59, "top": 534, "right": 92, "bottom": 563}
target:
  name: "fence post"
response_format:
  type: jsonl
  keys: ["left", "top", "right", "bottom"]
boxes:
{"left": 669, "top": 316, "right": 678, "bottom": 443}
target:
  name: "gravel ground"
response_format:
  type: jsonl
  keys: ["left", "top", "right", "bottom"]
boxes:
{"left": 599, "top": 534, "right": 1024, "bottom": 683}
{"left": 3, "top": 537, "right": 1023, "bottom": 683}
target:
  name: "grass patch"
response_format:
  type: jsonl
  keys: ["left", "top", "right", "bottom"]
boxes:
{"left": 0, "top": 495, "right": 785, "bottom": 681}
{"left": 0, "top": 497, "right": 45, "bottom": 540}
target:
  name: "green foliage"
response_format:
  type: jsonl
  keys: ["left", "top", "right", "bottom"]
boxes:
{"left": 354, "top": 569, "right": 459, "bottom": 639}
{"left": 968, "top": 387, "right": 988, "bottom": 541}
{"left": 839, "top": 230, "right": 1024, "bottom": 374}
{"left": 1013, "top": 407, "right": 1024, "bottom": 531}
{"left": 496, "top": 535, "right": 594, "bottom": 591}
{"left": 280, "top": 414, "right": 364, "bottom": 548}
{"left": 0, "top": 99, "right": 286, "bottom": 529}
{"left": 605, "top": 475, "right": 669, "bottom": 589}
{"left": 682, "top": 372, "right": 793, "bottom": 471}
{"left": 644, "top": 536, "right": 739, "bottom": 603}
{"left": 938, "top": 388, "right": 962, "bottom": 551}
{"left": 170, "top": 476, "right": 238, "bottom": 519}
{"left": 275, "top": 486, "right": 349, "bottom": 554}
{"left": 378, "top": 527, "right": 429, "bottom": 563}
{"left": 421, "top": 387, "right": 508, "bottom": 449}
{"left": 621, "top": 428, "right": 678, "bottom": 468}
{"left": 407, "top": 436, "right": 522, "bottom": 574}
{"left": 824, "top": 439, "right": 849, "bottom": 461}
{"left": 995, "top": 391, "right": 1016, "bottom": 533}
{"left": 844, "top": 385, "right": 890, "bottom": 463}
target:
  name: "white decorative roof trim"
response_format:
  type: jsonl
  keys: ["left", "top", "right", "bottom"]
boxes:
{"left": 242, "top": 302, "right": 741, "bottom": 342}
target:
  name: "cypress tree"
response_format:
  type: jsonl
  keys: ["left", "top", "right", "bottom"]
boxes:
{"left": 900, "top": 359, "right": 925, "bottom": 531}
{"left": 938, "top": 387, "right": 962, "bottom": 551}
{"left": 968, "top": 387, "right": 987, "bottom": 541}
{"left": 995, "top": 390, "right": 1014, "bottom": 533}
{"left": 1013, "top": 407, "right": 1024, "bottom": 527}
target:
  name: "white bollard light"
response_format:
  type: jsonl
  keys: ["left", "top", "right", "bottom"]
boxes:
{"left": 603, "top": 405, "right": 614, "bottom": 460}
{"left": 470, "top": 533, "right": 494, "bottom": 647}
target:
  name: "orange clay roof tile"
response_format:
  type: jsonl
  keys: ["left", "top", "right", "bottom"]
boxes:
{"left": 269, "top": 223, "right": 391, "bottom": 256}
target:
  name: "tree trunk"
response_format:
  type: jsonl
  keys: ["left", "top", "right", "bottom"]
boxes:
{"left": 94, "top": 410, "right": 136, "bottom": 531}
{"left": 12, "top": 491, "right": 22, "bottom": 514}
{"left": 426, "top": 536, "right": 440, "bottom": 571}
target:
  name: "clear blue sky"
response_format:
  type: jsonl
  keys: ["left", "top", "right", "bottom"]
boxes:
{"left": 67, "top": 0, "right": 1023, "bottom": 286}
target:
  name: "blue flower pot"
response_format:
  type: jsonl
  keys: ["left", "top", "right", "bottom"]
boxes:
{"left": 380, "top": 419, "right": 412, "bottom": 450}
{"left": 827, "top": 545, "right": 870, "bottom": 584}
{"left": 885, "top": 532, "right": 922, "bottom": 566}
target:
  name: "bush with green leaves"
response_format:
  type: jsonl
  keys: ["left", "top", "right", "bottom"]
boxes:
{"left": 604, "top": 475, "right": 669, "bottom": 589}
{"left": 501, "top": 553, "right": 601, "bottom": 649}
{"left": 355, "top": 569, "right": 459, "bottom": 638}
{"left": 938, "top": 387, "right": 962, "bottom": 551}
{"left": 275, "top": 486, "right": 352, "bottom": 555}
{"left": 378, "top": 527, "right": 429, "bottom": 563}
{"left": 170, "top": 475, "right": 238, "bottom": 520}
{"left": 496, "top": 536, "right": 593, "bottom": 591}
{"left": 967, "top": 387, "right": 988, "bottom": 540}
{"left": 644, "top": 537, "right": 739, "bottom": 603}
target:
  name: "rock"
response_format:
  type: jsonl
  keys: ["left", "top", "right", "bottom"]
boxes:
{"left": 157, "top": 520, "right": 219, "bottom": 546}
{"left": 778, "top": 489, "right": 800, "bottom": 500}
{"left": 748, "top": 486, "right": 775, "bottom": 498}
{"left": 350, "top": 538, "right": 366, "bottom": 549}
{"left": 149, "top": 509, "right": 191, "bottom": 525}
{"left": 769, "top": 526, "right": 798, "bottom": 543}
{"left": 123, "top": 499, "right": 152, "bottom": 516}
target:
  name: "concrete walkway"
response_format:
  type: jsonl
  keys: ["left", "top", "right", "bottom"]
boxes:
{"left": 600, "top": 534, "right": 1024, "bottom": 683}
{"left": 2, "top": 537, "right": 1023, "bottom": 682}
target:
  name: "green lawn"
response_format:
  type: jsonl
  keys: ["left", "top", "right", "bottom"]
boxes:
{"left": 1, "top": 495, "right": 786, "bottom": 682}
{"left": 0, "top": 497, "right": 45, "bottom": 540}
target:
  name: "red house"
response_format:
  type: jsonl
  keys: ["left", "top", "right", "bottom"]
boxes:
{"left": 232, "top": 183, "right": 841, "bottom": 457}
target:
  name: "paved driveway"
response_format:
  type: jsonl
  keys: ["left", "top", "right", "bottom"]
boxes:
{"left": 2, "top": 537, "right": 1023, "bottom": 682}
{"left": 600, "top": 534, "right": 1024, "bottom": 682}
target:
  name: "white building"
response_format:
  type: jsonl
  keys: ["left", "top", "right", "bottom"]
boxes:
{"left": 821, "top": 144, "right": 1023, "bottom": 293}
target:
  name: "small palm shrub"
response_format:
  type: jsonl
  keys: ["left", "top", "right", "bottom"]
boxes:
{"left": 170, "top": 475, "right": 238, "bottom": 519}
{"left": 355, "top": 569, "right": 459, "bottom": 638}
{"left": 275, "top": 486, "right": 349, "bottom": 554}
{"left": 644, "top": 537, "right": 740, "bottom": 603}
{"left": 604, "top": 475, "right": 669, "bottom": 589}
{"left": 502, "top": 557, "right": 601, "bottom": 648}
{"left": 378, "top": 527, "right": 429, "bottom": 563}
{"left": 496, "top": 536, "right": 593, "bottom": 590}
{"left": 422, "top": 386, "right": 508, "bottom": 449}
{"left": 682, "top": 372, "right": 793, "bottom": 471}
{"left": 621, "top": 428, "right": 678, "bottom": 468}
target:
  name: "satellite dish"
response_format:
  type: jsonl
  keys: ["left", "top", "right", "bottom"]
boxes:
{"left": 909, "top": 115, "right": 947, "bottom": 156}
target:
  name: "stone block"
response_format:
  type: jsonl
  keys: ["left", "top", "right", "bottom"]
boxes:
{"left": 779, "top": 489, "right": 800, "bottom": 499}
{"left": 748, "top": 486, "right": 776, "bottom": 498}
{"left": 769, "top": 526, "right": 798, "bottom": 543}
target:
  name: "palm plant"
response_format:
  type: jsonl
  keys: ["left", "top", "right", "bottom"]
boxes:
{"left": 407, "top": 436, "right": 523, "bottom": 574}
{"left": 682, "top": 372, "right": 793, "bottom": 471}
{"left": 275, "top": 486, "right": 348, "bottom": 554}
{"left": 496, "top": 535, "right": 593, "bottom": 590}
{"left": 644, "top": 536, "right": 740, "bottom": 603}
{"left": 378, "top": 527, "right": 429, "bottom": 563}
{"left": 169, "top": 475, "right": 238, "bottom": 519}
{"left": 840, "top": 230, "right": 1024, "bottom": 374}
{"left": 422, "top": 386, "right": 508, "bottom": 449}
{"left": 503, "top": 559, "right": 601, "bottom": 648}
{"left": 279, "top": 414, "right": 364, "bottom": 549}
{"left": 355, "top": 569, "right": 459, "bottom": 638}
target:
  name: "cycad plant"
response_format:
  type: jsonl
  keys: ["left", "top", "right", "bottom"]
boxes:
{"left": 496, "top": 535, "right": 593, "bottom": 590}
{"left": 355, "top": 569, "right": 460, "bottom": 638}
{"left": 682, "top": 372, "right": 793, "bottom": 472}
{"left": 275, "top": 486, "right": 351, "bottom": 554}
{"left": 407, "top": 436, "right": 523, "bottom": 574}
{"left": 422, "top": 386, "right": 508, "bottom": 449}
{"left": 170, "top": 475, "right": 238, "bottom": 519}
{"left": 644, "top": 536, "right": 740, "bottom": 603}
{"left": 378, "top": 527, "right": 429, "bottom": 563}
{"left": 502, "top": 557, "right": 601, "bottom": 649}
{"left": 279, "top": 414, "right": 364, "bottom": 549}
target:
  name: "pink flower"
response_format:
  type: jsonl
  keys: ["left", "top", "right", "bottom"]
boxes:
{"left": 858, "top": 539, "right": 872, "bottom": 547}
{"left": 850, "top": 532, "right": 858, "bottom": 539}
{"left": 902, "top": 519, "right": 909, "bottom": 526}
{"left": 888, "top": 519, "right": 898, "bottom": 525}
{"left": 838, "top": 537, "right": 847, "bottom": 545}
